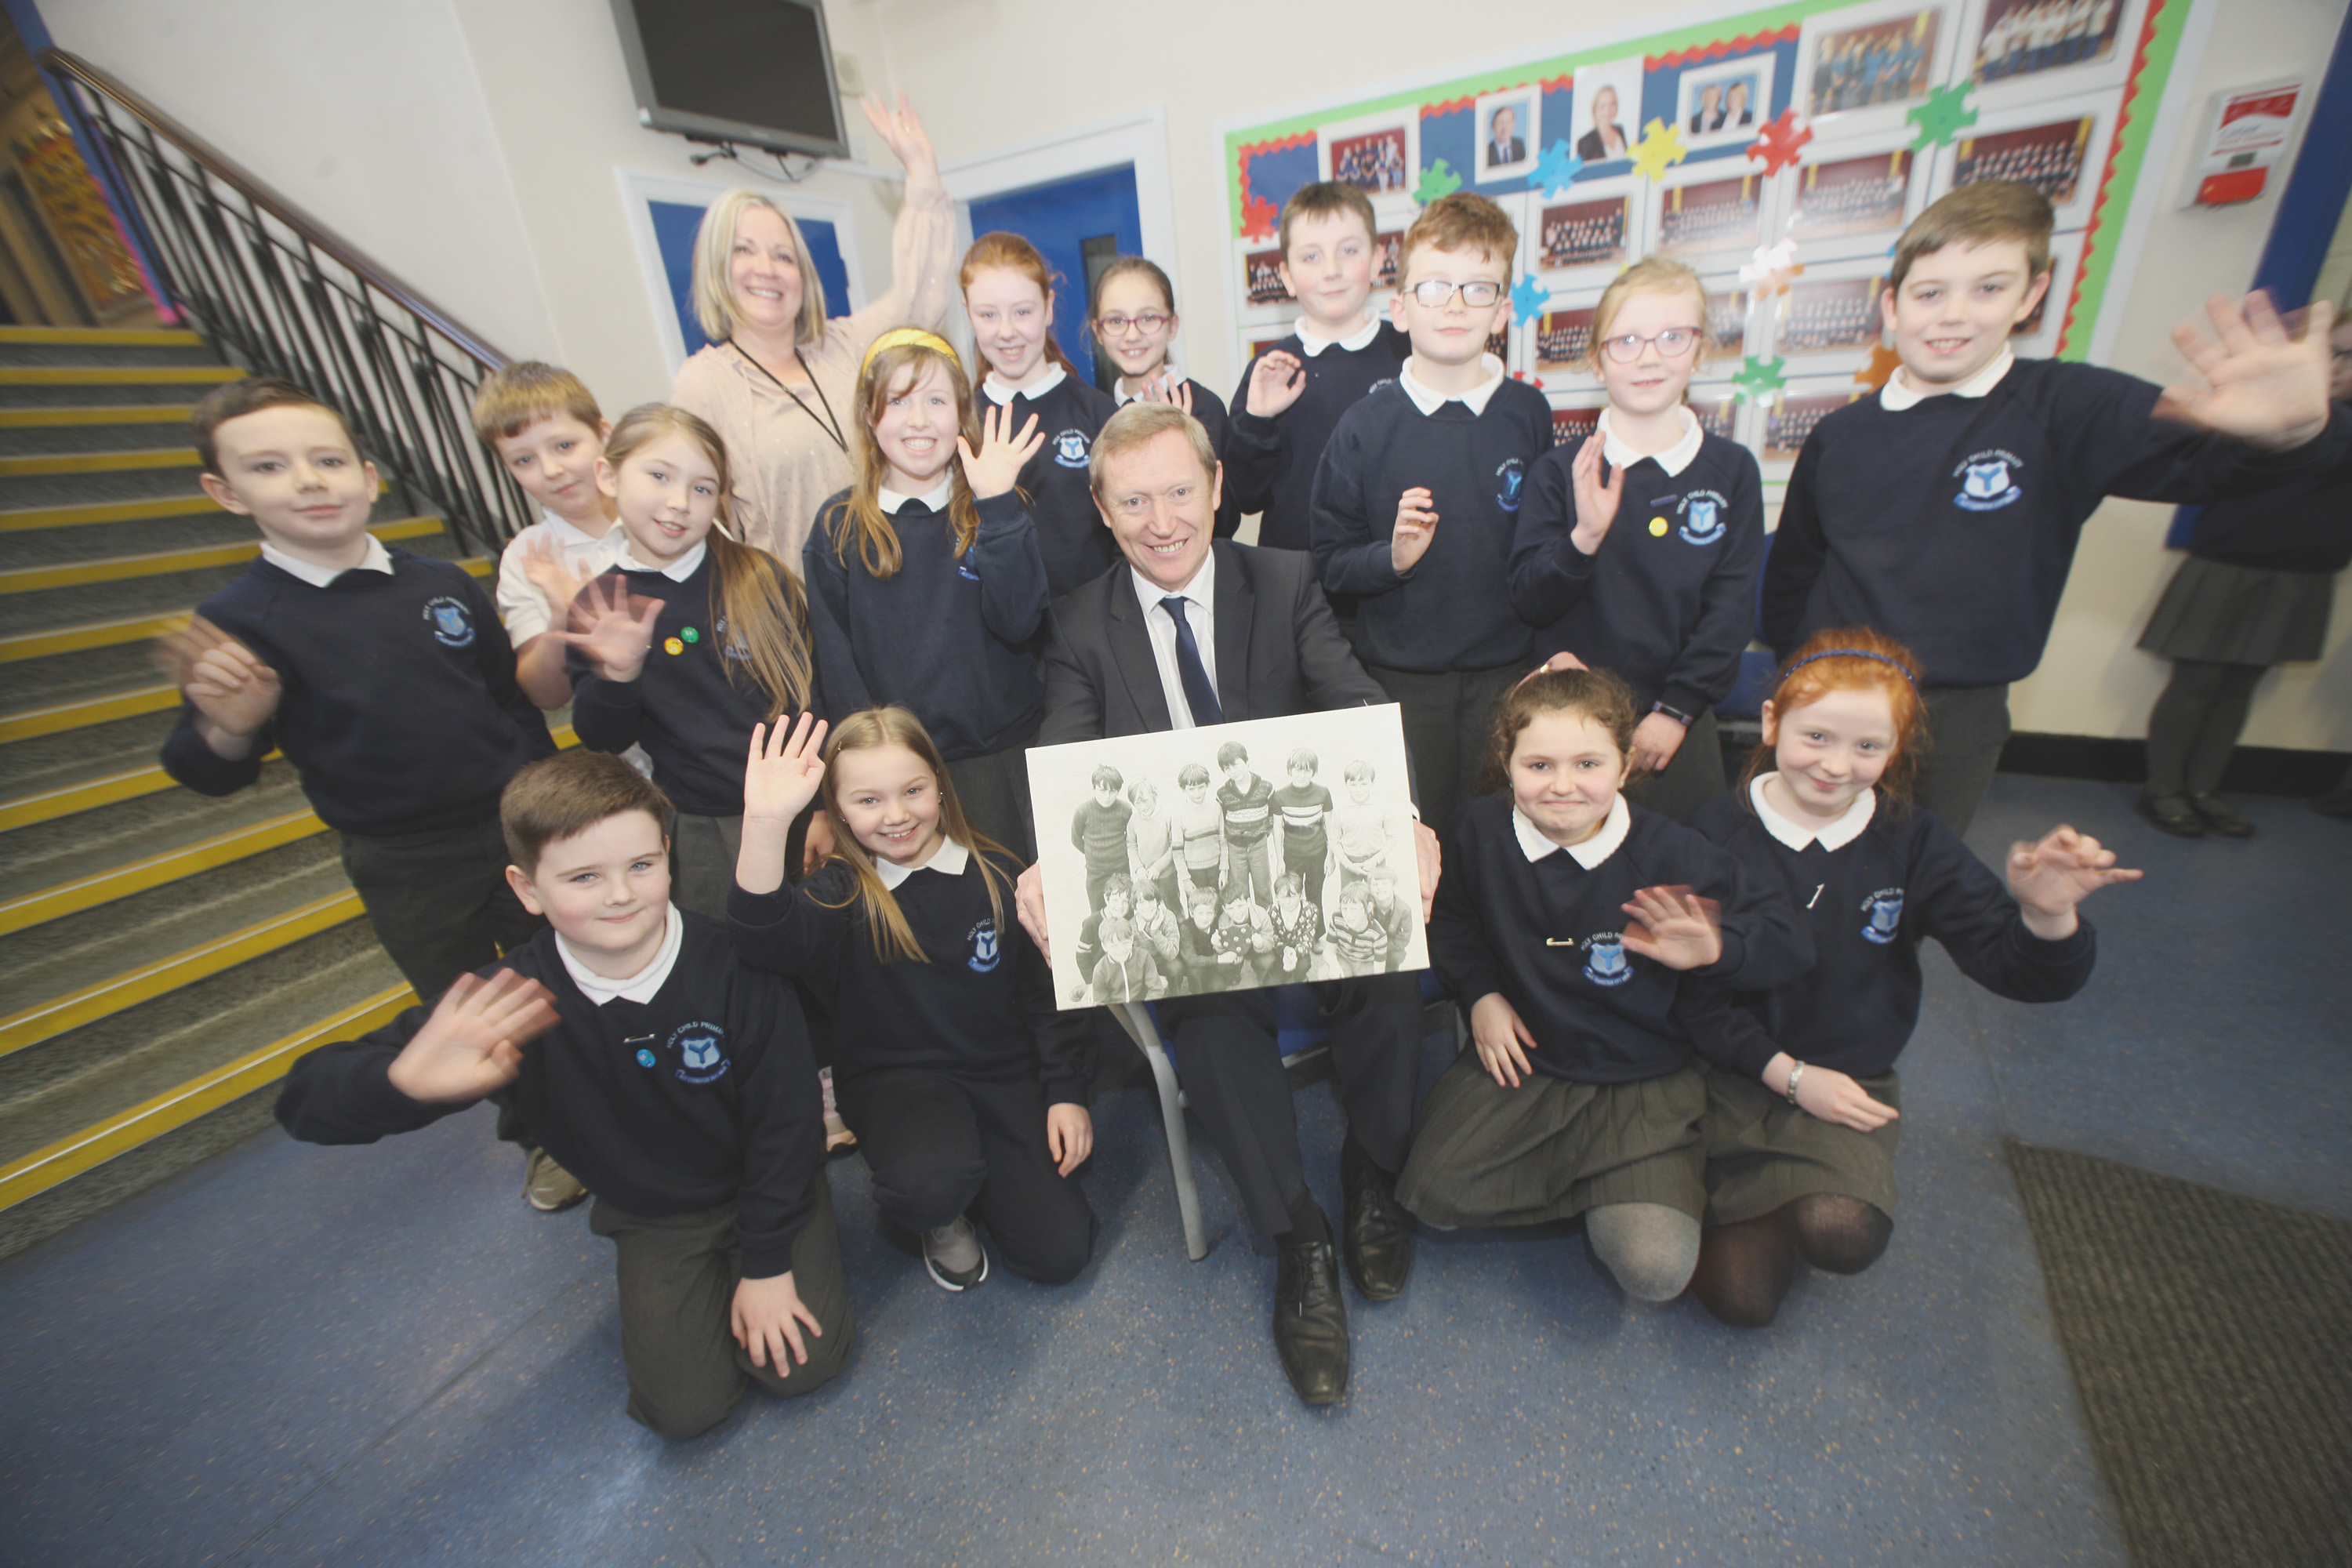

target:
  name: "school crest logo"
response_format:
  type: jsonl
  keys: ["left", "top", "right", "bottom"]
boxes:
{"left": 1366, "top": 378, "right": 1396, "bottom": 397}
{"left": 1860, "top": 887, "right": 1904, "bottom": 944}
{"left": 968, "top": 919, "right": 1001, "bottom": 973}
{"left": 1581, "top": 931, "right": 1632, "bottom": 986}
{"left": 1953, "top": 448, "right": 2024, "bottom": 512}
{"left": 422, "top": 596, "right": 475, "bottom": 648}
{"left": 1053, "top": 430, "right": 1091, "bottom": 470}
{"left": 1496, "top": 457, "right": 1526, "bottom": 512}
{"left": 1677, "top": 490, "right": 1730, "bottom": 546}
{"left": 666, "top": 1019, "right": 731, "bottom": 1084}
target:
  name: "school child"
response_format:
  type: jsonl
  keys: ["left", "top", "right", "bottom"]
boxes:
{"left": 1682, "top": 630, "right": 2138, "bottom": 1327}
{"left": 1225, "top": 182, "right": 1412, "bottom": 551}
{"left": 158, "top": 378, "right": 573, "bottom": 1210}
{"left": 1088, "top": 256, "right": 1238, "bottom": 536}
{"left": 1126, "top": 775, "right": 1179, "bottom": 912}
{"left": 1272, "top": 749, "right": 1336, "bottom": 912}
{"left": 1364, "top": 868, "right": 1416, "bottom": 972}
{"left": 1762, "top": 180, "right": 2346, "bottom": 834}
{"left": 1174, "top": 761, "right": 1227, "bottom": 901}
{"left": 1327, "top": 884, "right": 1389, "bottom": 978}
{"left": 1396, "top": 668, "right": 1808, "bottom": 1304}
{"left": 1131, "top": 878, "right": 1183, "bottom": 968}
{"left": 1329, "top": 757, "right": 1403, "bottom": 901}
{"left": 1511, "top": 256, "right": 1764, "bottom": 823}
{"left": 806, "top": 328, "right": 1051, "bottom": 858}
{"left": 559, "top": 404, "right": 819, "bottom": 920}
{"left": 1213, "top": 884, "right": 1277, "bottom": 987}
{"left": 474, "top": 361, "right": 623, "bottom": 710}
{"left": 1216, "top": 741, "right": 1279, "bottom": 906}
{"left": 275, "top": 750, "right": 854, "bottom": 1439}
{"left": 1091, "top": 917, "right": 1167, "bottom": 1004}
{"left": 1070, "top": 873, "right": 1135, "bottom": 984}
{"left": 1071, "top": 764, "right": 1133, "bottom": 913}
{"left": 1176, "top": 885, "right": 1225, "bottom": 989}
{"left": 960, "top": 232, "right": 1119, "bottom": 597}
{"left": 1311, "top": 193, "right": 1555, "bottom": 835}
{"left": 731, "top": 709, "right": 1095, "bottom": 1291}
{"left": 1267, "top": 871, "right": 1324, "bottom": 981}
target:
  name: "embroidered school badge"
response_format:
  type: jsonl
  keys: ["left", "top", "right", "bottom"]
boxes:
{"left": 1860, "top": 887, "right": 1904, "bottom": 945}
{"left": 1495, "top": 457, "right": 1526, "bottom": 512}
{"left": 1678, "top": 491, "right": 1729, "bottom": 546}
{"left": 666, "top": 1020, "right": 731, "bottom": 1083}
{"left": 1954, "top": 448, "right": 2024, "bottom": 511}
{"left": 1581, "top": 931, "right": 1633, "bottom": 986}
{"left": 422, "top": 597, "right": 475, "bottom": 648}
{"left": 968, "top": 919, "right": 1001, "bottom": 973}
{"left": 1053, "top": 430, "right": 1091, "bottom": 470}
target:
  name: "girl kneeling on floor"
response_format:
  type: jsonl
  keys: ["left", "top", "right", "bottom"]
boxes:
{"left": 1396, "top": 667, "right": 1809, "bottom": 1302}
{"left": 730, "top": 707, "right": 1096, "bottom": 1293}
{"left": 1682, "top": 628, "right": 2140, "bottom": 1326}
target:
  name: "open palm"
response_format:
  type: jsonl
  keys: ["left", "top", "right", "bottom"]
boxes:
{"left": 2158, "top": 293, "right": 2336, "bottom": 449}
{"left": 743, "top": 711, "right": 830, "bottom": 826}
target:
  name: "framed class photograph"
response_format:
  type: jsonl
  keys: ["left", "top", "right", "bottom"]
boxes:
{"left": 1770, "top": 268, "right": 1889, "bottom": 360}
{"left": 1243, "top": 245, "right": 1295, "bottom": 309}
{"left": 1027, "top": 707, "right": 1427, "bottom": 1009}
{"left": 1930, "top": 90, "right": 2113, "bottom": 230}
{"left": 1653, "top": 169, "right": 1768, "bottom": 262}
{"left": 1473, "top": 89, "right": 1540, "bottom": 182}
{"left": 1374, "top": 229, "right": 1403, "bottom": 289}
{"left": 1688, "top": 384, "right": 1745, "bottom": 445}
{"left": 1319, "top": 108, "right": 1419, "bottom": 198}
{"left": 1784, "top": 144, "right": 1919, "bottom": 252}
{"left": 1537, "top": 187, "right": 1639, "bottom": 278}
{"left": 1703, "top": 281, "right": 1756, "bottom": 360}
{"left": 1798, "top": 2, "right": 1953, "bottom": 138}
{"left": 1678, "top": 55, "right": 1776, "bottom": 150}
{"left": 1535, "top": 305, "right": 1599, "bottom": 375}
{"left": 1761, "top": 379, "right": 1869, "bottom": 471}
{"left": 1969, "top": 0, "right": 2144, "bottom": 104}
{"left": 1548, "top": 390, "right": 1607, "bottom": 448}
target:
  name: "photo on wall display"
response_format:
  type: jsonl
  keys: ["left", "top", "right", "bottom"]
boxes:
{"left": 1934, "top": 93, "right": 2114, "bottom": 230}
{"left": 1243, "top": 246, "right": 1295, "bottom": 307}
{"left": 1786, "top": 147, "right": 1916, "bottom": 243}
{"left": 1550, "top": 395, "right": 1606, "bottom": 447}
{"left": 1972, "top": 0, "right": 2126, "bottom": 86}
{"left": 1319, "top": 110, "right": 1418, "bottom": 197}
{"left": 1653, "top": 172, "right": 1766, "bottom": 260}
{"left": 1374, "top": 230, "right": 1403, "bottom": 289}
{"left": 1704, "top": 284, "right": 1754, "bottom": 358}
{"left": 1678, "top": 56, "right": 1775, "bottom": 148}
{"left": 1536, "top": 306, "right": 1599, "bottom": 372}
{"left": 1773, "top": 271, "right": 1888, "bottom": 358}
{"left": 1805, "top": 7, "right": 1943, "bottom": 118}
{"left": 1762, "top": 383, "right": 1867, "bottom": 466}
{"left": 1569, "top": 59, "right": 1644, "bottom": 165}
{"left": 1538, "top": 193, "right": 1635, "bottom": 273}
{"left": 1027, "top": 707, "right": 1427, "bottom": 1010}
{"left": 1474, "top": 89, "right": 1540, "bottom": 180}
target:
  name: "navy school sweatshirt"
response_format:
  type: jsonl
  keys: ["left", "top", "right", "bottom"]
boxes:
{"left": 159, "top": 550, "right": 554, "bottom": 836}
{"left": 566, "top": 552, "right": 816, "bottom": 818}
{"left": 1509, "top": 429, "right": 1766, "bottom": 714}
{"left": 274, "top": 914, "right": 823, "bottom": 1277}
{"left": 1760, "top": 358, "right": 2352, "bottom": 687}
{"left": 2184, "top": 399, "right": 2352, "bottom": 572}
{"left": 1430, "top": 793, "right": 1810, "bottom": 1084}
{"left": 1686, "top": 782, "right": 2095, "bottom": 1080}
{"left": 1225, "top": 321, "right": 1412, "bottom": 551}
{"left": 985, "top": 367, "right": 1119, "bottom": 600}
{"left": 804, "top": 487, "right": 1047, "bottom": 761}
{"left": 1310, "top": 374, "right": 1555, "bottom": 673}
{"left": 728, "top": 843, "right": 1091, "bottom": 1106}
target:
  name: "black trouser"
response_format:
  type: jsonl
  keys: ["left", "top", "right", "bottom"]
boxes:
{"left": 836, "top": 1067, "right": 1095, "bottom": 1283}
{"left": 589, "top": 1166, "right": 855, "bottom": 1441}
{"left": 670, "top": 811, "right": 744, "bottom": 923}
{"left": 339, "top": 818, "right": 543, "bottom": 1004}
{"left": 1913, "top": 684, "right": 2012, "bottom": 837}
{"left": 1626, "top": 709, "right": 1727, "bottom": 824}
{"left": 1363, "top": 661, "right": 1526, "bottom": 837}
{"left": 946, "top": 745, "right": 1036, "bottom": 862}
{"left": 2145, "top": 659, "right": 2267, "bottom": 798}
{"left": 1158, "top": 972, "right": 1423, "bottom": 1236}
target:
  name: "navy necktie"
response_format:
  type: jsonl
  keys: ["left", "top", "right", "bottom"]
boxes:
{"left": 1159, "top": 596, "right": 1222, "bottom": 727}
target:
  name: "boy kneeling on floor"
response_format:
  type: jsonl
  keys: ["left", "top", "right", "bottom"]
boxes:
{"left": 275, "top": 750, "right": 855, "bottom": 1439}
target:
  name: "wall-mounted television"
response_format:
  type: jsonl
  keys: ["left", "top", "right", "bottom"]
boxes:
{"left": 609, "top": 0, "right": 850, "bottom": 160}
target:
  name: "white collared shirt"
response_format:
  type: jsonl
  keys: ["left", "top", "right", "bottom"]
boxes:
{"left": 873, "top": 833, "right": 971, "bottom": 890}
{"left": 1130, "top": 549, "right": 1218, "bottom": 731}
{"left": 1114, "top": 362, "right": 1181, "bottom": 406}
{"left": 496, "top": 516, "right": 623, "bottom": 643}
{"left": 1879, "top": 347, "right": 2015, "bottom": 411}
{"left": 1598, "top": 405, "right": 1704, "bottom": 477}
{"left": 1512, "top": 795, "right": 1631, "bottom": 869}
{"left": 1295, "top": 315, "right": 1381, "bottom": 357}
{"left": 556, "top": 902, "right": 684, "bottom": 1006}
{"left": 1749, "top": 771, "right": 1877, "bottom": 850}
{"left": 983, "top": 364, "right": 1067, "bottom": 405}
{"left": 878, "top": 478, "right": 954, "bottom": 514}
{"left": 617, "top": 539, "right": 708, "bottom": 581}
{"left": 1399, "top": 353, "right": 1508, "bottom": 418}
{"left": 260, "top": 533, "right": 394, "bottom": 588}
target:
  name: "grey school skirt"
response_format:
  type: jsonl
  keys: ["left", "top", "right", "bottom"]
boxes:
{"left": 1396, "top": 1054, "right": 1708, "bottom": 1227}
{"left": 1700, "top": 1066, "right": 1902, "bottom": 1227}
{"left": 2137, "top": 555, "right": 2335, "bottom": 666}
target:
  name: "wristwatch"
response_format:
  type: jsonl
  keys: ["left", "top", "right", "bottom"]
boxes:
{"left": 1651, "top": 700, "right": 1695, "bottom": 726}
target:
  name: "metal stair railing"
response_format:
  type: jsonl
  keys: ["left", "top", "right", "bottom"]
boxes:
{"left": 40, "top": 49, "right": 528, "bottom": 555}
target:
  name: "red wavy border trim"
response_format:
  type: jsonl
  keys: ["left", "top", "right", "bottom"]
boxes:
{"left": 2060, "top": 0, "right": 2164, "bottom": 354}
{"left": 1236, "top": 129, "right": 1319, "bottom": 229}
{"left": 1648, "top": 24, "right": 1800, "bottom": 72}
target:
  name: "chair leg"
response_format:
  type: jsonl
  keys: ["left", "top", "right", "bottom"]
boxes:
{"left": 1116, "top": 1001, "right": 1209, "bottom": 1261}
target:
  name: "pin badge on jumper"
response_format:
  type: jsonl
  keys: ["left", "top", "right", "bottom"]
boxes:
{"left": 663, "top": 637, "right": 684, "bottom": 655}
{"left": 1649, "top": 517, "right": 1669, "bottom": 535}
{"left": 681, "top": 626, "right": 699, "bottom": 643}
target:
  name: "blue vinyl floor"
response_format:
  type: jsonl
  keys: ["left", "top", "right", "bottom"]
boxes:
{"left": 3, "top": 774, "right": 2346, "bottom": 1566}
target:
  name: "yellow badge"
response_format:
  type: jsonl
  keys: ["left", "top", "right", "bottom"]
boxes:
{"left": 663, "top": 637, "right": 684, "bottom": 655}
{"left": 1649, "top": 517, "right": 1670, "bottom": 536}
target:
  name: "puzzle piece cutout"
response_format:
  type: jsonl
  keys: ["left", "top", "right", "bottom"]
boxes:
{"left": 1630, "top": 119, "right": 1689, "bottom": 182}
{"left": 1906, "top": 82, "right": 1979, "bottom": 151}
{"left": 1414, "top": 158, "right": 1464, "bottom": 204}
{"left": 1511, "top": 274, "right": 1549, "bottom": 327}
{"left": 1240, "top": 191, "right": 1278, "bottom": 241}
{"left": 1528, "top": 140, "right": 1584, "bottom": 198}
{"left": 1732, "top": 355, "right": 1788, "bottom": 404}
{"left": 1745, "top": 110, "right": 1813, "bottom": 176}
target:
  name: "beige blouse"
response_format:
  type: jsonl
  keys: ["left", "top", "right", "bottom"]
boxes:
{"left": 671, "top": 183, "right": 956, "bottom": 568}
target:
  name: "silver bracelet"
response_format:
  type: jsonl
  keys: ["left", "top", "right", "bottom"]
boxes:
{"left": 1784, "top": 1061, "right": 1806, "bottom": 1106}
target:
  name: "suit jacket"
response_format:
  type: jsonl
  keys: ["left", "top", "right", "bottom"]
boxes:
{"left": 1040, "top": 541, "right": 1390, "bottom": 744}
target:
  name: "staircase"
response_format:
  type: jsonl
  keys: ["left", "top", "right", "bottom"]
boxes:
{"left": 0, "top": 325, "right": 527, "bottom": 1261}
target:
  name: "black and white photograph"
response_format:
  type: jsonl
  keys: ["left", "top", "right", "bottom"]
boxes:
{"left": 1655, "top": 172, "right": 1764, "bottom": 256}
{"left": 1973, "top": 0, "right": 2125, "bottom": 85}
{"left": 1474, "top": 89, "right": 1538, "bottom": 179}
{"left": 1027, "top": 708, "right": 1426, "bottom": 1009}
{"left": 1807, "top": 9, "right": 1942, "bottom": 115}
{"left": 1788, "top": 147, "right": 1915, "bottom": 239}
{"left": 1539, "top": 194, "right": 1632, "bottom": 271}
{"left": 1330, "top": 126, "right": 1411, "bottom": 194}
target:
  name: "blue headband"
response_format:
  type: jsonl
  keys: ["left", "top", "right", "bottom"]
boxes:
{"left": 1782, "top": 648, "right": 1918, "bottom": 688}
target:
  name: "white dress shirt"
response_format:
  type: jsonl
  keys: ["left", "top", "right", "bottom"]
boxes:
{"left": 556, "top": 902, "right": 685, "bottom": 1005}
{"left": 1130, "top": 549, "right": 1219, "bottom": 730}
{"left": 1512, "top": 795, "right": 1632, "bottom": 869}
{"left": 260, "top": 533, "right": 394, "bottom": 588}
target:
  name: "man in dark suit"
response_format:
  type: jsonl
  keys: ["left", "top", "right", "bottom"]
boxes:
{"left": 1014, "top": 402, "right": 1437, "bottom": 1406}
{"left": 1485, "top": 103, "right": 1526, "bottom": 169}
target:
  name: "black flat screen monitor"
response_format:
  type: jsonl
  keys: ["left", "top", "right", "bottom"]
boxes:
{"left": 610, "top": 0, "right": 849, "bottom": 159}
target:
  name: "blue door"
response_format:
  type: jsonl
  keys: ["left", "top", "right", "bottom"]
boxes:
{"left": 966, "top": 165, "right": 1143, "bottom": 390}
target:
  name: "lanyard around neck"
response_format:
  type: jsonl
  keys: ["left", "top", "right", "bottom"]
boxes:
{"left": 727, "top": 339, "right": 847, "bottom": 454}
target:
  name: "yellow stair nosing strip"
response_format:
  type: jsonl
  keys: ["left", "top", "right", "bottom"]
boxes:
{"left": 0, "top": 982, "right": 418, "bottom": 1211}
{"left": 0, "top": 763, "right": 177, "bottom": 831}
{"left": 0, "top": 365, "right": 245, "bottom": 386}
{"left": 0, "top": 326, "right": 205, "bottom": 347}
{"left": 0, "top": 809, "right": 328, "bottom": 937}
{"left": 0, "top": 479, "right": 387, "bottom": 532}
{"left": 0, "top": 517, "right": 442, "bottom": 593}
{"left": 0, "top": 891, "right": 364, "bottom": 1058}
{"left": 0, "top": 610, "right": 191, "bottom": 663}
{"left": 0, "top": 448, "right": 199, "bottom": 477}
{"left": 0, "top": 683, "right": 179, "bottom": 743}
{"left": 0, "top": 405, "right": 197, "bottom": 427}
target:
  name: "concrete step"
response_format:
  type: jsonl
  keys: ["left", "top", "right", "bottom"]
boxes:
{"left": 0, "top": 384, "right": 231, "bottom": 410}
{"left": 0, "top": 641, "right": 164, "bottom": 713}
{"left": 0, "top": 325, "right": 205, "bottom": 347}
{"left": 0, "top": 495, "right": 425, "bottom": 568}
{"left": 0, "top": 707, "right": 181, "bottom": 798}
{"left": 0, "top": 340, "right": 217, "bottom": 370}
{"left": 3, "top": 564, "right": 256, "bottom": 633}
{"left": 0, "top": 445, "right": 198, "bottom": 477}
{"left": 0, "top": 761, "right": 309, "bottom": 905}
{"left": 0, "top": 463, "right": 209, "bottom": 513}
{"left": 0, "top": 681, "right": 180, "bottom": 746}
{"left": 0, "top": 364, "right": 241, "bottom": 387}
{"left": 0, "top": 513, "right": 445, "bottom": 583}
{"left": 0, "top": 804, "right": 329, "bottom": 936}
{"left": 0, "top": 406, "right": 196, "bottom": 444}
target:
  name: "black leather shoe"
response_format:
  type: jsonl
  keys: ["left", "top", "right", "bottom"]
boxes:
{"left": 2188, "top": 793, "right": 2255, "bottom": 838}
{"left": 1272, "top": 1238, "right": 1349, "bottom": 1405}
{"left": 1341, "top": 1138, "right": 1414, "bottom": 1301}
{"left": 2134, "top": 791, "right": 2205, "bottom": 837}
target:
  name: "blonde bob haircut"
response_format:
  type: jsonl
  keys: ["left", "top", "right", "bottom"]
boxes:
{"left": 690, "top": 189, "right": 830, "bottom": 347}
{"left": 1087, "top": 401, "right": 1219, "bottom": 499}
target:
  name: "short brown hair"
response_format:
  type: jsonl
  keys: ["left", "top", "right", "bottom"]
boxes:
{"left": 191, "top": 377, "right": 355, "bottom": 476}
{"left": 1399, "top": 192, "right": 1518, "bottom": 283}
{"left": 1479, "top": 666, "right": 1640, "bottom": 794}
{"left": 1278, "top": 180, "right": 1377, "bottom": 258}
{"left": 471, "top": 361, "right": 603, "bottom": 446}
{"left": 1087, "top": 401, "right": 1218, "bottom": 496}
{"left": 500, "top": 750, "right": 673, "bottom": 877}
{"left": 1890, "top": 181, "right": 2053, "bottom": 292}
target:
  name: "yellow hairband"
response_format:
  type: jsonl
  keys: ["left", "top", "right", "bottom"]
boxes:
{"left": 861, "top": 328, "right": 957, "bottom": 375}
